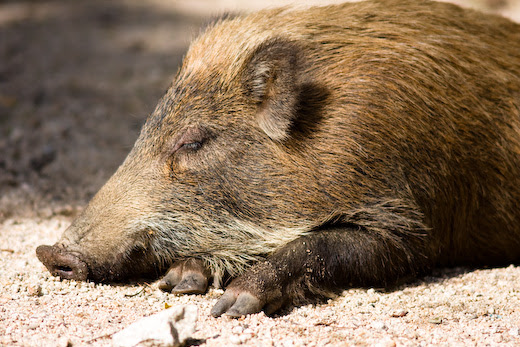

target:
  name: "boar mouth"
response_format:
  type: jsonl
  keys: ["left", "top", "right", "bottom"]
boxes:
{"left": 36, "top": 245, "right": 89, "bottom": 281}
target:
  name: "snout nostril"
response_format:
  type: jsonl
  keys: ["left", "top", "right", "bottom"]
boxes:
{"left": 54, "top": 265, "right": 76, "bottom": 279}
{"left": 57, "top": 265, "right": 73, "bottom": 273}
{"left": 36, "top": 244, "right": 89, "bottom": 281}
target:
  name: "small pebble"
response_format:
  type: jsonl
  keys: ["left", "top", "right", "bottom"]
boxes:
{"left": 390, "top": 310, "right": 408, "bottom": 318}
{"left": 428, "top": 317, "right": 443, "bottom": 324}
{"left": 371, "top": 321, "right": 388, "bottom": 330}
{"left": 26, "top": 323, "right": 39, "bottom": 330}
{"left": 375, "top": 338, "right": 396, "bottom": 347}
{"left": 232, "top": 326, "right": 244, "bottom": 334}
{"left": 27, "top": 284, "right": 42, "bottom": 297}
{"left": 229, "top": 335, "right": 242, "bottom": 344}
{"left": 508, "top": 328, "right": 520, "bottom": 336}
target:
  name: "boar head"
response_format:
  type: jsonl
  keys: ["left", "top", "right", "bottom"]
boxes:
{"left": 36, "top": 37, "right": 334, "bottom": 285}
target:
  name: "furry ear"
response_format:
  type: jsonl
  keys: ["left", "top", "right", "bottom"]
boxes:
{"left": 243, "top": 39, "right": 304, "bottom": 140}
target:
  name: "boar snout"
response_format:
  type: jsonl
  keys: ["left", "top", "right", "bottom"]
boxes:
{"left": 36, "top": 245, "right": 88, "bottom": 281}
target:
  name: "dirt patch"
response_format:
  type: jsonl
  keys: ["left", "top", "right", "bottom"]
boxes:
{"left": 1, "top": 0, "right": 519, "bottom": 346}
{"left": 0, "top": 0, "right": 204, "bottom": 221}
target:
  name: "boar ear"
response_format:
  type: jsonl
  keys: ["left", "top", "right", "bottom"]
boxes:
{"left": 244, "top": 39, "right": 304, "bottom": 141}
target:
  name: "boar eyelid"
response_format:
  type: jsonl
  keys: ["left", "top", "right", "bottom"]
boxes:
{"left": 181, "top": 141, "right": 203, "bottom": 151}
{"left": 172, "top": 127, "right": 208, "bottom": 154}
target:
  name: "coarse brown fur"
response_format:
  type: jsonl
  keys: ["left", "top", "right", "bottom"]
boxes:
{"left": 37, "top": 0, "right": 520, "bottom": 316}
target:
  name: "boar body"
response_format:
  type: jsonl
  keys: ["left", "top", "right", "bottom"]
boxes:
{"left": 37, "top": 0, "right": 520, "bottom": 316}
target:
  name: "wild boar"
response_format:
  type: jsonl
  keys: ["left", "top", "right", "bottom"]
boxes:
{"left": 37, "top": 0, "right": 520, "bottom": 317}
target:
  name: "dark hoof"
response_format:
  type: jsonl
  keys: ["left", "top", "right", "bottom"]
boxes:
{"left": 211, "top": 291, "right": 263, "bottom": 318}
{"left": 159, "top": 258, "right": 209, "bottom": 295}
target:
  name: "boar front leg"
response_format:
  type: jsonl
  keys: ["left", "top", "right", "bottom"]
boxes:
{"left": 159, "top": 258, "right": 211, "bottom": 294}
{"left": 211, "top": 227, "right": 431, "bottom": 317}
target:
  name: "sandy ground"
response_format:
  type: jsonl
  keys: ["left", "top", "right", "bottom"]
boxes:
{"left": 2, "top": 217, "right": 520, "bottom": 346}
{"left": 1, "top": 0, "right": 520, "bottom": 346}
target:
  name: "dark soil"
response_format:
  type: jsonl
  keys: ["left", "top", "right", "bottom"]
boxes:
{"left": 0, "top": 0, "right": 204, "bottom": 221}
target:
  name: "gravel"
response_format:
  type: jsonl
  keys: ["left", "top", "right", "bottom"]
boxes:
{"left": 1, "top": 1, "right": 520, "bottom": 346}
{"left": 2, "top": 214, "right": 520, "bottom": 346}
{"left": 112, "top": 305, "right": 197, "bottom": 347}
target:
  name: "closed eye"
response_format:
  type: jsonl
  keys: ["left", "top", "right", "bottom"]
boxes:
{"left": 181, "top": 141, "right": 203, "bottom": 151}
{"left": 171, "top": 126, "right": 210, "bottom": 155}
